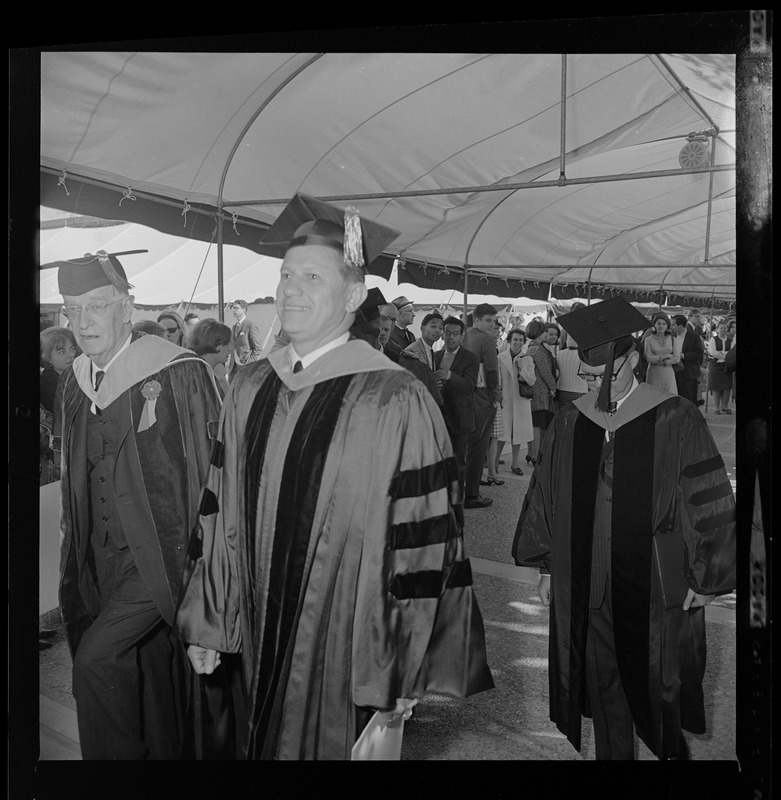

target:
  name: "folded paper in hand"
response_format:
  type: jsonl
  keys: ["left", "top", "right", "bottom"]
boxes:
{"left": 351, "top": 711, "right": 405, "bottom": 760}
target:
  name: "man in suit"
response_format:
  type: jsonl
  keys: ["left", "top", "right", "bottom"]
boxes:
{"left": 51, "top": 250, "right": 231, "bottom": 759}
{"left": 687, "top": 308, "right": 704, "bottom": 337}
{"left": 671, "top": 314, "right": 704, "bottom": 404}
{"left": 377, "top": 303, "right": 400, "bottom": 361}
{"left": 399, "top": 311, "right": 444, "bottom": 407}
{"left": 386, "top": 296, "right": 416, "bottom": 362}
{"left": 461, "top": 303, "right": 500, "bottom": 509}
{"left": 229, "top": 299, "right": 263, "bottom": 378}
{"left": 434, "top": 316, "right": 479, "bottom": 489}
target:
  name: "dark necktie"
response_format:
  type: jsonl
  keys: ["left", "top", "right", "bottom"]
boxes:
{"left": 606, "top": 401, "right": 617, "bottom": 415}
{"left": 293, "top": 360, "right": 303, "bottom": 374}
{"left": 94, "top": 370, "right": 105, "bottom": 391}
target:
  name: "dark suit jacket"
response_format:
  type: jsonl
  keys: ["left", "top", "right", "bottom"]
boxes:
{"left": 680, "top": 325, "right": 705, "bottom": 380}
{"left": 388, "top": 324, "right": 415, "bottom": 355}
{"left": 232, "top": 316, "right": 263, "bottom": 366}
{"left": 435, "top": 346, "right": 479, "bottom": 434}
{"left": 399, "top": 340, "right": 443, "bottom": 407}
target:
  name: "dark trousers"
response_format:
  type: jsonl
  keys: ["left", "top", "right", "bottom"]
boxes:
{"left": 464, "top": 398, "right": 496, "bottom": 498}
{"left": 72, "top": 547, "right": 184, "bottom": 759}
{"left": 675, "top": 372, "right": 698, "bottom": 404}
{"left": 584, "top": 583, "right": 635, "bottom": 760}
{"left": 585, "top": 579, "right": 689, "bottom": 760}
{"left": 448, "top": 429, "right": 469, "bottom": 491}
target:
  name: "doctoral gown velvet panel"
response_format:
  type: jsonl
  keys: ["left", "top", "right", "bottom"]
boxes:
{"left": 176, "top": 340, "right": 494, "bottom": 760}
{"left": 55, "top": 339, "right": 222, "bottom": 655}
{"left": 512, "top": 388, "right": 735, "bottom": 758}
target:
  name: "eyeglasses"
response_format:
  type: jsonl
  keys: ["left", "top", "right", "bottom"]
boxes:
{"left": 163, "top": 327, "right": 179, "bottom": 334}
{"left": 577, "top": 355, "right": 628, "bottom": 383}
{"left": 61, "top": 297, "right": 125, "bottom": 320}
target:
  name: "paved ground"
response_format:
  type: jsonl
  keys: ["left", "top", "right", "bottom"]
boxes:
{"left": 38, "top": 404, "right": 737, "bottom": 762}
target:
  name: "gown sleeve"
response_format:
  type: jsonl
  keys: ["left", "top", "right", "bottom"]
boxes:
{"left": 351, "top": 378, "right": 493, "bottom": 709}
{"left": 176, "top": 381, "right": 243, "bottom": 653}
{"left": 511, "top": 417, "right": 559, "bottom": 572}
{"left": 675, "top": 403, "right": 736, "bottom": 595}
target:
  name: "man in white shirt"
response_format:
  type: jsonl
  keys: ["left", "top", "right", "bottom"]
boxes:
{"left": 177, "top": 193, "right": 493, "bottom": 760}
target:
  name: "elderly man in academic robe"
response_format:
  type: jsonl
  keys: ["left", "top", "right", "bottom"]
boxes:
{"left": 512, "top": 296, "right": 735, "bottom": 761}
{"left": 176, "top": 193, "right": 494, "bottom": 760}
{"left": 51, "top": 250, "right": 237, "bottom": 759}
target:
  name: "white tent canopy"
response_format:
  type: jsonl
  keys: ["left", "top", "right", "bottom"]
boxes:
{"left": 39, "top": 209, "right": 540, "bottom": 310}
{"left": 40, "top": 50, "right": 737, "bottom": 307}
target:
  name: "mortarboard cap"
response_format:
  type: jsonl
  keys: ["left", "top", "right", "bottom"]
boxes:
{"left": 53, "top": 250, "right": 144, "bottom": 296}
{"left": 557, "top": 297, "right": 649, "bottom": 412}
{"left": 260, "top": 193, "right": 399, "bottom": 270}
{"left": 358, "top": 287, "right": 387, "bottom": 324}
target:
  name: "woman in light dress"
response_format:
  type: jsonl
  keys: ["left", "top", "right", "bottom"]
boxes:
{"left": 496, "top": 328, "right": 534, "bottom": 476}
{"left": 643, "top": 312, "right": 679, "bottom": 394}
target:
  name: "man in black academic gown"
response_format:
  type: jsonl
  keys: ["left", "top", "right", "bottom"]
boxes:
{"left": 513, "top": 296, "right": 735, "bottom": 760}
{"left": 52, "top": 251, "right": 240, "bottom": 759}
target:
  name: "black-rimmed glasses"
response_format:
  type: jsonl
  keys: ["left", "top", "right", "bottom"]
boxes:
{"left": 577, "top": 355, "right": 628, "bottom": 383}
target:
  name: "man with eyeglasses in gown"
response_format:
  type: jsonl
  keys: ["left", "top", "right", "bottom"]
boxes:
{"left": 512, "top": 296, "right": 735, "bottom": 761}
{"left": 50, "top": 250, "right": 242, "bottom": 759}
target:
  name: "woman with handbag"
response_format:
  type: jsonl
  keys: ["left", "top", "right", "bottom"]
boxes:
{"left": 496, "top": 328, "right": 534, "bottom": 476}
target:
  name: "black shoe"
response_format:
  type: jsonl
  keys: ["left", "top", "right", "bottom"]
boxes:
{"left": 696, "top": 399, "right": 704, "bottom": 407}
{"left": 464, "top": 495, "right": 493, "bottom": 509}
{"left": 39, "top": 628, "right": 57, "bottom": 639}
{"left": 39, "top": 640, "right": 54, "bottom": 651}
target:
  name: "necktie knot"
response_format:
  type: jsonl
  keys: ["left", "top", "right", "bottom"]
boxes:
{"left": 293, "top": 360, "right": 303, "bottom": 374}
{"left": 94, "top": 370, "right": 105, "bottom": 391}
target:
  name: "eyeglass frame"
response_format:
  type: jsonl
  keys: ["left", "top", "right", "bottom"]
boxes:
{"left": 577, "top": 355, "right": 629, "bottom": 383}
{"left": 60, "top": 296, "right": 128, "bottom": 320}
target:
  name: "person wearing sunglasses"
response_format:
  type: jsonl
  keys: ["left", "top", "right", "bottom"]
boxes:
{"left": 513, "top": 296, "right": 735, "bottom": 761}
{"left": 157, "top": 310, "right": 187, "bottom": 346}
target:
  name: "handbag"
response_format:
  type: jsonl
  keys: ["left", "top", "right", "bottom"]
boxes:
{"left": 517, "top": 376, "right": 534, "bottom": 398}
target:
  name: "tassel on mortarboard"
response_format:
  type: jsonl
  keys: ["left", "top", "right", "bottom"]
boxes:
{"left": 95, "top": 250, "right": 135, "bottom": 292}
{"left": 343, "top": 206, "right": 365, "bottom": 270}
{"left": 595, "top": 340, "right": 615, "bottom": 413}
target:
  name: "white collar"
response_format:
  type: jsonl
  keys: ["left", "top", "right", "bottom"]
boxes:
{"left": 290, "top": 332, "right": 350, "bottom": 371}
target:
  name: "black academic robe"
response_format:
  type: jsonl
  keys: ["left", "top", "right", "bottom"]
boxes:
{"left": 512, "top": 383, "right": 735, "bottom": 758}
{"left": 177, "top": 339, "right": 493, "bottom": 759}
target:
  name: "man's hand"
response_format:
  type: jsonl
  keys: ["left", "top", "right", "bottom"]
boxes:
{"left": 187, "top": 645, "right": 222, "bottom": 674}
{"left": 434, "top": 368, "right": 449, "bottom": 382}
{"left": 538, "top": 574, "right": 551, "bottom": 606}
{"left": 682, "top": 588, "right": 714, "bottom": 611}
{"left": 378, "top": 697, "right": 418, "bottom": 727}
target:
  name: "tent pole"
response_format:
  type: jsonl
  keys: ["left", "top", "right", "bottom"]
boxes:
{"left": 587, "top": 268, "right": 593, "bottom": 304}
{"left": 224, "top": 163, "right": 733, "bottom": 208}
{"left": 463, "top": 267, "right": 469, "bottom": 326}
{"left": 703, "top": 134, "right": 717, "bottom": 263}
{"left": 559, "top": 55, "right": 568, "bottom": 180}
{"left": 217, "top": 208, "right": 225, "bottom": 323}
